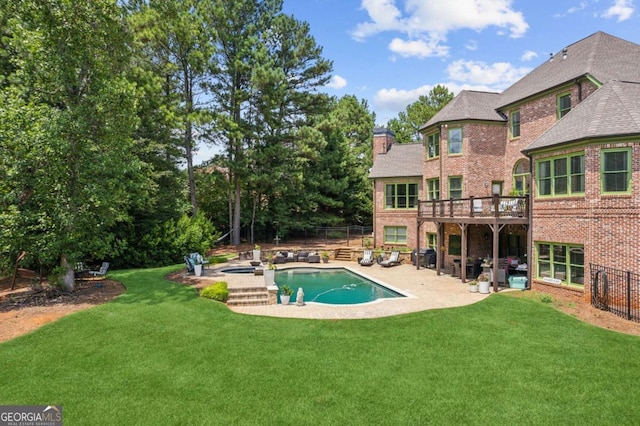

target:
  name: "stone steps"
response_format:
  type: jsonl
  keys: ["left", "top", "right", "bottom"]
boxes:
{"left": 334, "top": 248, "right": 352, "bottom": 262}
{"left": 227, "top": 286, "right": 270, "bottom": 306}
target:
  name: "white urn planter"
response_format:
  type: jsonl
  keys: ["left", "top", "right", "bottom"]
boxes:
{"left": 253, "top": 249, "right": 261, "bottom": 261}
{"left": 194, "top": 264, "right": 203, "bottom": 277}
{"left": 478, "top": 280, "right": 490, "bottom": 294}
{"left": 264, "top": 269, "right": 275, "bottom": 286}
{"left": 469, "top": 283, "right": 478, "bottom": 293}
{"left": 280, "top": 294, "right": 290, "bottom": 305}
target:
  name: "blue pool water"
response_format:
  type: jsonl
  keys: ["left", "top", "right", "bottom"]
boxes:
{"left": 275, "top": 268, "right": 405, "bottom": 305}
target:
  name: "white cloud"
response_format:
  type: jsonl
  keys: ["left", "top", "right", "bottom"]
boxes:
{"left": 388, "top": 37, "right": 449, "bottom": 58}
{"left": 326, "top": 75, "right": 348, "bottom": 89}
{"left": 465, "top": 39, "right": 478, "bottom": 51}
{"left": 521, "top": 50, "right": 538, "bottom": 61}
{"left": 554, "top": 1, "right": 588, "bottom": 17}
{"left": 600, "top": 0, "right": 635, "bottom": 21}
{"left": 373, "top": 82, "right": 495, "bottom": 123}
{"left": 446, "top": 60, "right": 531, "bottom": 89}
{"left": 353, "top": 0, "right": 529, "bottom": 59}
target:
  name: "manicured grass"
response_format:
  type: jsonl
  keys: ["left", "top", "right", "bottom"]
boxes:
{"left": 1, "top": 266, "right": 640, "bottom": 424}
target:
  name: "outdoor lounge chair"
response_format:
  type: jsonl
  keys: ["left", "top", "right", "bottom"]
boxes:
{"left": 89, "top": 262, "right": 109, "bottom": 277}
{"left": 380, "top": 251, "right": 401, "bottom": 267}
{"left": 359, "top": 250, "right": 375, "bottom": 266}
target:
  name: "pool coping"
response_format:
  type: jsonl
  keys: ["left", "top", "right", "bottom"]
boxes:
{"left": 200, "top": 260, "right": 493, "bottom": 319}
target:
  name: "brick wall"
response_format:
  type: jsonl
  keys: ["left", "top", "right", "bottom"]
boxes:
{"left": 372, "top": 177, "right": 422, "bottom": 248}
{"left": 531, "top": 142, "right": 640, "bottom": 299}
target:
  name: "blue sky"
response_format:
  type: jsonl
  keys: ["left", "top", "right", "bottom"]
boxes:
{"left": 283, "top": 0, "right": 639, "bottom": 124}
{"left": 194, "top": 0, "right": 638, "bottom": 164}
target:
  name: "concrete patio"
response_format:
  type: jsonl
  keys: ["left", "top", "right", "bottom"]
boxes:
{"left": 195, "top": 260, "right": 494, "bottom": 319}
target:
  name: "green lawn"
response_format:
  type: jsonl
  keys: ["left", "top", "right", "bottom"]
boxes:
{"left": 1, "top": 266, "right": 639, "bottom": 425}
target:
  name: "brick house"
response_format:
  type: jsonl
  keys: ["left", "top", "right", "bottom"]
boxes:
{"left": 369, "top": 31, "right": 640, "bottom": 298}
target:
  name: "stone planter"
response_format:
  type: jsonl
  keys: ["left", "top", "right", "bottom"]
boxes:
{"left": 478, "top": 280, "right": 490, "bottom": 294}
{"left": 469, "top": 283, "right": 478, "bottom": 293}
{"left": 194, "top": 264, "right": 203, "bottom": 277}
{"left": 280, "top": 294, "right": 290, "bottom": 305}
{"left": 264, "top": 269, "right": 275, "bottom": 286}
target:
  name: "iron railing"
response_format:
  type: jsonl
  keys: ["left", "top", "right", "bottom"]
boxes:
{"left": 591, "top": 263, "right": 640, "bottom": 323}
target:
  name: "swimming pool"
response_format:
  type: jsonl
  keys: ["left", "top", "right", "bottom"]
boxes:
{"left": 275, "top": 267, "right": 405, "bottom": 305}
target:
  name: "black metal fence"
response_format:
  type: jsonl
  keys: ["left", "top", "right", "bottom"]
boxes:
{"left": 590, "top": 263, "right": 640, "bottom": 323}
{"left": 285, "top": 226, "right": 374, "bottom": 247}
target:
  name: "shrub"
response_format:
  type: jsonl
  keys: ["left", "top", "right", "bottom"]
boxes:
{"left": 540, "top": 294, "right": 554, "bottom": 304}
{"left": 200, "top": 282, "right": 229, "bottom": 302}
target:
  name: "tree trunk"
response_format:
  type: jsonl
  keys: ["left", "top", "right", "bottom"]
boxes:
{"left": 60, "top": 255, "right": 75, "bottom": 292}
{"left": 184, "top": 68, "right": 197, "bottom": 216}
{"left": 232, "top": 175, "right": 241, "bottom": 245}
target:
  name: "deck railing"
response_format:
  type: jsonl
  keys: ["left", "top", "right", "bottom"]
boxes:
{"left": 418, "top": 195, "right": 529, "bottom": 220}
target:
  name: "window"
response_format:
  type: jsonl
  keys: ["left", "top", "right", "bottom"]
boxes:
{"left": 426, "top": 233, "right": 437, "bottom": 250}
{"left": 448, "top": 128, "right": 462, "bottom": 154}
{"left": 426, "top": 178, "right": 440, "bottom": 200}
{"left": 536, "top": 153, "right": 584, "bottom": 197}
{"left": 601, "top": 149, "right": 631, "bottom": 193}
{"left": 512, "top": 159, "right": 530, "bottom": 195}
{"left": 510, "top": 110, "right": 520, "bottom": 138}
{"left": 385, "top": 183, "right": 418, "bottom": 209}
{"left": 449, "top": 176, "right": 462, "bottom": 199}
{"left": 384, "top": 226, "right": 407, "bottom": 244}
{"left": 536, "top": 243, "right": 584, "bottom": 286}
{"left": 557, "top": 93, "right": 571, "bottom": 118}
{"left": 448, "top": 235, "right": 461, "bottom": 256}
{"left": 426, "top": 132, "right": 440, "bottom": 159}
{"left": 491, "top": 181, "right": 503, "bottom": 196}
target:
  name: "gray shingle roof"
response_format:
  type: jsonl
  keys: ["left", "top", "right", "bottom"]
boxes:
{"left": 499, "top": 31, "right": 640, "bottom": 108}
{"left": 369, "top": 143, "right": 423, "bottom": 178}
{"left": 420, "top": 91, "right": 504, "bottom": 131}
{"left": 524, "top": 80, "right": 640, "bottom": 152}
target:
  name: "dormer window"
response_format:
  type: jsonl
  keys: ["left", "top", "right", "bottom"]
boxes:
{"left": 510, "top": 110, "right": 520, "bottom": 138}
{"left": 557, "top": 93, "right": 571, "bottom": 118}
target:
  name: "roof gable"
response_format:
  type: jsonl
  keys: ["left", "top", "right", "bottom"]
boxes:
{"left": 420, "top": 91, "right": 503, "bottom": 131}
{"left": 369, "top": 143, "right": 424, "bottom": 178}
{"left": 499, "top": 32, "right": 640, "bottom": 108}
{"left": 524, "top": 80, "right": 640, "bottom": 152}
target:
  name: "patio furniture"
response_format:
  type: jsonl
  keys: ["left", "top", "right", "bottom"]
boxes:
{"left": 359, "top": 250, "right": 375, "bottom": 266}
{"left": 89, "top": 262, "right": 110, "bottom": 277}
{"left": 184, "top": 256, "right": 195, "bottom": 274}
{"left": 307, "top": 253, "right": 321, "bottom": 263}
{"left": 380, "top": 251, "right": 401, "bottom": 267}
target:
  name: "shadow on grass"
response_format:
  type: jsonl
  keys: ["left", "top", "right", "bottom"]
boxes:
{"left": 109, "top": 265, "right": 196, "bottom": 306}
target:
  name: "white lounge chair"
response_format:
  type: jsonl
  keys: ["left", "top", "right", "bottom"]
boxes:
{"left": 359, "top": 250, "right": 375, "bottom": 266}
{"left": 380, "top": 251, "right": 401, "bottom": 267}
{"left": 89, "top": 262, "right": 109, "bottom": 277}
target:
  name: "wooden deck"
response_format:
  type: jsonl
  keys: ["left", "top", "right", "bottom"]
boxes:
{"left": 416, "top": 195, "right": 531, "bottom": 291}
{"left": 417, "top": 195, "right": 528, "bottom": 224}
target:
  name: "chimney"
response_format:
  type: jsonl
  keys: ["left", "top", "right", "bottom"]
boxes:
{"left": 373, "top": 127, "right": 396, "bottom": 162}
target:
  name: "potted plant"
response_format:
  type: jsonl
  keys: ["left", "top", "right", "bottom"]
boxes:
{"left": 468, "top": 280, "right": 478, "bottom": 293}
{"left": 279, "top": 284, "right": 293, "bottom": 305}
{"left": 191, "top": 253, "right": 205, "bottom": 277}
{"left": 321, "top": 251, "right": 330, "bottom": 263}
{"left": 477, "top": 273, "right": 491, "bottom": 294}
{"left": 253, "top": 244, "right": 261, "bottom": 262}
{"left": 264, "top": 263, "right": 276, "bottom": 286}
